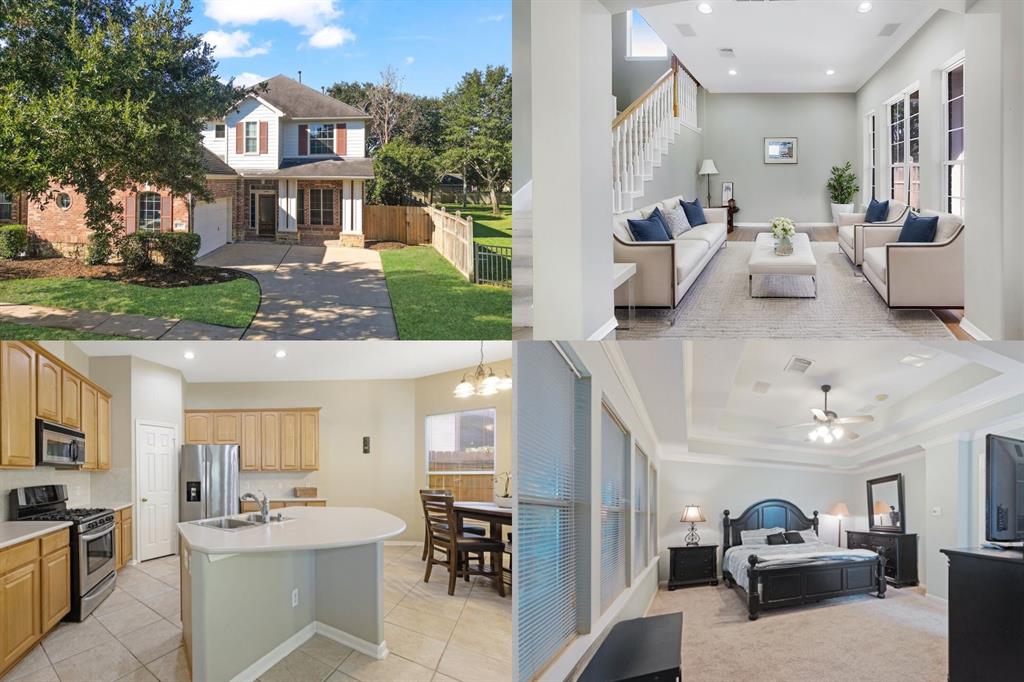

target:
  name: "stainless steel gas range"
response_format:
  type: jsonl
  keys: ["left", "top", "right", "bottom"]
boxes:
{"left": 9, "top": 484, "right": 116, "bottom": 621}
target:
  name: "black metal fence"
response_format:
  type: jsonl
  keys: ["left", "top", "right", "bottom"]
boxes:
{"left": 474, "top": 243, "right": 511, "bottom": 287}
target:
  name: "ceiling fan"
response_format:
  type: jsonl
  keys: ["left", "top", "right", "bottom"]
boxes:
{"left": 778, "top": 385, "right": 874, "bottom": 444}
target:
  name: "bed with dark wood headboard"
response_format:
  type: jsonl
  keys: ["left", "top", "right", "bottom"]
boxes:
{"left": 721, "top": 499, "right": 886, "bottom": 620}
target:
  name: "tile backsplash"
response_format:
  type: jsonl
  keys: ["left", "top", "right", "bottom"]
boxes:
{"left": 0, "top": 468, "right": 93, "bottom": 520}
{"left": 239, "top": 471, "right": 319, "bottom": 499}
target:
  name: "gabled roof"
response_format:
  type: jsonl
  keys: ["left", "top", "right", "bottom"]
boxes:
{"left": 241, "top": 157, "right": 375, "bottom": 179}
{"left": 253, "top": 75, "right": 369, "bottom": 120}
{"left": 200, "top": 147, "right": 237, "bottom": 176}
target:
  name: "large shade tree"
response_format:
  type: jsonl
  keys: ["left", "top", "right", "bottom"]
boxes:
{"left": 0, "top": 0, "right": 249, "bottom": 232}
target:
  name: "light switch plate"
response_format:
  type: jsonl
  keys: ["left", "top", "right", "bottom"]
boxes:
{"left": 930, "top": 507, "right": 942, "bottom": 516}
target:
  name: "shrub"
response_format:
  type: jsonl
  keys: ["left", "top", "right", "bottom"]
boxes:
{"left": 86, "top": 227, "right": 118, "bottom": 265}
{"left": 156, "top": 232, "right": 201, "bottom": 272}
{"left": 0, "top": 224, "right": 29, "bottom": 259}
{"left": 116, "top": 231, "right": 156, "bottom": 271}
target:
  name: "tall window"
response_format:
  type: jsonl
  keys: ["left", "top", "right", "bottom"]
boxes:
{"left": 889, "top": 88, "right": 920, "bottom": 209}
{"left": 137, "top": 192, "right": 161, "bottom": 231}
{"left": 600, "top": 405, "right": 629, "bottom": 612}
{"left": 865, "top": 113, "right": 877, "bottom": 201}
{"left": 425, "top": 408, "right": 496, "bottom": 501}
{"left": 626, "top": 9, "right": 667, "bottom": 59}
{"left": 633, "top": 447, "right": 649, "bottom": 576}
{"left": 517, "top": 342, "right": 590, "bottom": 682}
{"left": 309, "top": 188, "right": 334, "bottom": 225}
{"left": 0, "top": 192, "right": 11, "bottom": 221}
{"left": 296, "top": 188, "right": 305, "bottom": 225}
{"left": 309, "top": 124, "right": 335, "bottom": 155}
{"left": 244, "top": 121, "right": 258, "bottom": 154}
{"left": 945, "top": 62, "right": 965, "bottom": 216}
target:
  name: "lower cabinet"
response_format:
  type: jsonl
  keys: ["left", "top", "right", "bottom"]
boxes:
{"left": 0, "top": 529, "right": 70, "bottom": 677}
{"left": 115, "top": 508, "right": 133, "bottom": 570}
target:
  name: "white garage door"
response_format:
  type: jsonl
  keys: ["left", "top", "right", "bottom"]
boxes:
{"left": 193, "top": 197, "right": 230, "bottom": 257}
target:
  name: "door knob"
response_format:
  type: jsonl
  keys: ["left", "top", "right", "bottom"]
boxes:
{"left": 141, "top": 497, "right": 149, "bottom": 502}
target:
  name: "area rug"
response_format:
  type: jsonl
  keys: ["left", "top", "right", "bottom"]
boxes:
{"left": 648, "top": 583, "right": 947, "bottom": 682}
{"left": 617, "top": 242, "right": 955, "bottom": 339}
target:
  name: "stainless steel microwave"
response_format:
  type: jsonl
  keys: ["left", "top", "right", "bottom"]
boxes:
{"left": 36, "top": 420, "right": 86, "bottom": 467}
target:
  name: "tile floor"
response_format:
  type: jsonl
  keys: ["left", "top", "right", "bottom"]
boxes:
{"left": 1, "top": 544, "right": 511, "bottom": 682}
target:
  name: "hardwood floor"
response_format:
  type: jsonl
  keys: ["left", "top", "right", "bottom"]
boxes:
{"left": 727, "top": 227, "right": 970, "bottom": 340}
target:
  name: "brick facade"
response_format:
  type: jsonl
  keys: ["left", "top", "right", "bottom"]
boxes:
{"left": 0, "top": 192, "right": 28, "bottom": 225}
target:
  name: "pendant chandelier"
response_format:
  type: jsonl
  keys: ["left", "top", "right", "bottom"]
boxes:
{"left": 454, "top": 342, "right": 512, "bottom": 398}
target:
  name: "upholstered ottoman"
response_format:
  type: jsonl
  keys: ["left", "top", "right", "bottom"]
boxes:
{"left": 748, "top": 232, "right": 817, "bottom": 297}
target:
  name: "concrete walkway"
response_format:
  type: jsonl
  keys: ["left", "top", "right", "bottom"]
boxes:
{"left": 199, "top": 242, "right": 398, "bottom": 339}
{"left": 0, "top": 303, "right": 245, "bottom": 339}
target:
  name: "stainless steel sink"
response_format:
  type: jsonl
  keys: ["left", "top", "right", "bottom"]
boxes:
{"left": 243, "top": 513, "right": 292, "bottom": 524}
{"left": 194, "top": 517, "right": 257, "bottom": 531}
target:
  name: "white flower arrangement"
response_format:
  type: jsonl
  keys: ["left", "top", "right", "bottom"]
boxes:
{"left": 770, "top": 217, "right": 796, "bottom": 240}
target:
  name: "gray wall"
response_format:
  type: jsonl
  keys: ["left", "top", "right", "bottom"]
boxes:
{"left": 639, "top": 102, "right": 704, "bottom": 207}
{"left": 611, "top": 12, "right": 671, "bottom": 111}
{"left": 702, "top": 93, "right": 858, "bottom": 223}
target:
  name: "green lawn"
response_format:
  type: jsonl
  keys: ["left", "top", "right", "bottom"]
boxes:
{"left": 0, "top": 277, "right": 259, "bottom": 328}
{"left": 379, "top": 246, "right": 511, "bottom": 339}
{"left": 441, "top": 203, "right": 511, "bottom": 249}
{"left": 0, "top": 321, "right": 130, "bottom": 340}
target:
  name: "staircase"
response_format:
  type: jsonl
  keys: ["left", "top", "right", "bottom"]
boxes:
{"left": 613, "top": 63, "right": 699, "bottom": 213}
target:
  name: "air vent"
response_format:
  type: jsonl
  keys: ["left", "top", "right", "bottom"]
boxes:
{"left": 676, "top": 23, "right": 697, "bottom": 37}
{"left": 718, "top": 48, "right": 736, "bottom": 58}
{"left": 857, "top": 404, "right": 877, "bottom": 414}
{"left": 784, "top": 356, "right": 813, "bottom": 374}
{"left": 899, "top": 353, "right": 931, "bottom": 367}
{"left": 879, "top": 23, "right": 900, "bottom": 37}
{"left": 752, "top": 381, "right": 771, "bottom": 394}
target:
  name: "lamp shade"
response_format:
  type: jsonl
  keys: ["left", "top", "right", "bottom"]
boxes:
{"left": 698, "top": 159, "right": 719, "bottom": 176}
{"left": 873, "top": 500, "right": 890, "bottom": 514}
{"left": 680, "top": 505, "right": 706, "bottom": 523}
{"left": 829, "top": 502, "right": 851, "bottom": 517}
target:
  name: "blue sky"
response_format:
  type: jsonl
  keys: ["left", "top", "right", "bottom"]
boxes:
{"left": 193, "top": 0, "right": 511, "bottom": 96}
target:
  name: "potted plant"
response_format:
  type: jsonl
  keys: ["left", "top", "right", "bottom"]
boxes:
{"left": 826, "top": 161, "right": 859, "bottom": 227}
{"left": 770, "top": 217, "right": 796, "bottom": 255}
{"left": 493, "top": 471, "right": 512, "bottom": 508}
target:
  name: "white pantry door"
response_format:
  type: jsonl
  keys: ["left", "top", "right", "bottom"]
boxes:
{"left": 137, "top": 422, "right": 177, "bottom": 561}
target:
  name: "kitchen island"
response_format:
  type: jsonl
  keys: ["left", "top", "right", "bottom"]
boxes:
{"left": 176, "top": 506, "right": 405, "bottom": 682}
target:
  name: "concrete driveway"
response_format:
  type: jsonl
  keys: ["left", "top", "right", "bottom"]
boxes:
{"left": 199, "top": 242, "right": 398, "bottom": 339}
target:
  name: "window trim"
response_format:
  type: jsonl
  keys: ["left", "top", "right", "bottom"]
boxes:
{"left": 942, "top": 55, "right": 965, "bottom": 217}
{"left": 625, "top": 9, "right": 668, "bottom": 61}
{"left": 296, "top": 188, "right": 305, "bottom": 225}
{"left": 57, "top": 192, "right": 72, "bottom": 211}
{"left": 885, "top": 83, "right": 920, "bottom": 210}
{"left": 137, "top": 192, "right": 161, "bottom": 231}
{"left": 424, "top": 408, "right": 497, "bottom": 502}
{"left": 214, "top": 123, "right": 225, "bottom": 139}
{"left": 863, "top": 111, "right": 877, "bottom": 205}
{"left": 309, "top": 188, "right": 335, "bottom": 226}
{"left": 600, "top": 400, "right": 632, "bottom": 612}
{"left": 308, "top": 123, "right": 336, "bottom": 156}
{"left": 0, "top": 192, "right": 12, "bottom": 221}
{"left": 244, "top": 121, "right": 259, "bottom": 155}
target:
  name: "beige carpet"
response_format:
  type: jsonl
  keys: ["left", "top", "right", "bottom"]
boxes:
{"left": 647, "top": 584, "right": 947, "bottom": 682}
{"left": 617, "top": 242, "right": 955, "bottom": 339}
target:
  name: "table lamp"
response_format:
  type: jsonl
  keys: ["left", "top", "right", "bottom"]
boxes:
{"left": 829, "top": 501, "right": 850, "bottom": 547}
{"left": 873, "top": 500, "right": 889, "bottom": 525}
{"left": 698, "top": 159, "right": 719, "bottom": 207}
{"left": 680, "top": 505, "right": 706, "bottom": 546}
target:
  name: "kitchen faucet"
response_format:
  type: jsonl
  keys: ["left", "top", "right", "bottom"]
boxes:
{"left": 240, "top": 491, "right": 270, "bottom": 520}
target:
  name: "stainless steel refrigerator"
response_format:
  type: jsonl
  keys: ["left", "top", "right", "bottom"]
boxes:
{"left": 179, "top": 444, "right": 240, "bottom": 522}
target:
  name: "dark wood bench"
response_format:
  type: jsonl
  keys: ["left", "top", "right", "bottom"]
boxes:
{"left": 579, "top": 612, "right": 682, "bottom": 682}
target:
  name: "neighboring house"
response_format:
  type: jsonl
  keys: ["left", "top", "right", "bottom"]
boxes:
{"left": 2, "top": 75, "right": 374, "bottom": 258}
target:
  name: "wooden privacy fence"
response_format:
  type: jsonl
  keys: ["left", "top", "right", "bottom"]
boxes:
{"left": 363, "top": 204, "right": 476, "bottom": 281}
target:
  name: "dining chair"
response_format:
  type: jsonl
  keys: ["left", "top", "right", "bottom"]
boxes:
{"left": 421, "top": 492, "right": 506, "bottom": 596}
{"left": 503, "top": 530, "right": 512, "bottom": 592}
{"left": 418, "top": 488, "right": 486, "bottom": 561}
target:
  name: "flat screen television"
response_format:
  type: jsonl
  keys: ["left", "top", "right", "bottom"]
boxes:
{"left": 985, "top": 434, "right": 1024, "bottom": 543}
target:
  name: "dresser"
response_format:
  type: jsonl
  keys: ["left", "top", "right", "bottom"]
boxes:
{"left": 846, "top": 530, "right": 918, "bottom": 587}
{"left": 668, "top": 545, "right": 718, "bottom": 589}
{"left": 941, "top": 547, "right": 1024, "bottom": 681}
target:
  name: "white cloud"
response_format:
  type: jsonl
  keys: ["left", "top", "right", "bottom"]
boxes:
{"left": 203, "top": 30, "right": 270, "bottom": 58}
{"left": 478, "top": 14, "right": 505, "bottom": 23}
{"left": 404, "top": 56, "right": 415, "bottom": 65}
{"left": 231, "top": 72, "right": 268, "bottom": 87}
{"left": 308, "top": 25, "right": 355, "bottom": 49}
{"left": 205, "top": 0, "right": 339, "bottom": 31}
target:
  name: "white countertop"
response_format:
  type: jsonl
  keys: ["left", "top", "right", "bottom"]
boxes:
{"left": 0, "top": 521, "right": 73, "bottom": 550}
{"left": 110, "top": 503, "right": 133, "bottom": 512}
{"left": 177, "top": 506, "right": 405, "bottom": 554}
{"left": 262, "top": 497, "right": 328, "bottom": 503}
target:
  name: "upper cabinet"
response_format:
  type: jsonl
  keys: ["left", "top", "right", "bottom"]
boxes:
{"left": 213, "top": 413, "right": 240, "bottom": 444}
{"left": 35, "top": 355, "right": 60, "bottom": 423}
{"left": 1, "top": 342, "right": 37, "bottom": 468}
{"left": 60, "top": 370, "right": 81, "bottom": 429}
{"left": 184, "top": 413, "right": 212, "bottom": 444}
{"left": 184, "top": 408, "right": 320, "bottom": 472}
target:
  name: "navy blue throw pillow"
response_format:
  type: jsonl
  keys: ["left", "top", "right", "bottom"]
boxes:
{"left": 766, "top": 532, "right": 787, "bottom": 546}
{"left": 680, "top": 198, "right": 707, "bottom": 227}
{"left": 897, "top": 212, "right": 938, "bottom": 243}
{"left": 627, "top": 216, "right": 670, "bottom": 242}
{"left": 865, "top": 198, "right": 889, "bottom": 223}
{"left": 648, "top": 206, "right": 673, "bottom": 239}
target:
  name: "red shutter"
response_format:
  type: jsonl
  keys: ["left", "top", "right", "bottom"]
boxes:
{"left": 124, "top": 192, "right": 136, "bottom": 233}
{"left": 235, "top": 123, "right": 243, "bottom": 154}
{"left": 259, "top": 121, "right": 269, "bottom": 155}
{"left": 160, "top": 195, "right": 172, "bottom": 231}
{"left": 298, "top": 125, "right": 308, "bottom": 156}
{"left": 336, "top": 124, "right": 347, "bottom": 156}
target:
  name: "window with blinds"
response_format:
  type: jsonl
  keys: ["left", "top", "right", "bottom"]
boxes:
{"left": 425, "top": 408, "right": 496, "bottom": 501}
{"left": 516, "top": 342, "right": 591, "bottom": 682}
{"left": 633, "top": 447, "right": 649, "bottom": 575}
{"left": 650, "top": 466, "right": 658, "bottom": 560}
{"left": 601, "top": 405, "right": 630, "bottom": 612}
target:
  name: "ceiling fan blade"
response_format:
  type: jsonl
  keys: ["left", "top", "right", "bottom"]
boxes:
{"left": 810, "top": 408, "right": 827, "bottom": 421}
{"left": 835, "top": 415, "right": 874, "bottom": 425}
{"left": 844, "top": 431, "right": 861, "bottom": 440}
{"left": 777, "top": 421, "right": 819, "bottom": 429}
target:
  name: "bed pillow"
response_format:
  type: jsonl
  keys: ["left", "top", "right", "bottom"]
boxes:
{"left": 783, "top": 531, "right": 805, "bottom": 544}
{"left": 739, "top": 527, "right": 785, "bottom": 546}
{"left": 662, "top": 203, "right": 691, "bottom": 236}
{"left": 798, "top": 529, "right": 819, "bottom": 543}
{"left": 766, "top": 532, "right": 787, "bottom": 546}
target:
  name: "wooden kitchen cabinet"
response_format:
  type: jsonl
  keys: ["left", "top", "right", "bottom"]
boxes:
{"left": 185, "top": 412, "right": 212, "bottom": 444}
{"left": 81, "top": 383, "right": 98, "bottom": 470}
{"left": 213, "top": 412, "right": 240, "bottom": 444}
{"left": 280, "top": 412, "right": 299, "bottom": 470}
{"left": 260, "top": 412, "right": 280, "bottom": 469}
{"left": 97, "top": 394, "right": 111, "bottom": 471}
{"left": 40, "top": 545, "right": 70, "bottom": 631}
{"left": 184, "top": 408, "right": 320, "bottom": 472}
{"left": 35, "top": 353, "right": 60, "bottom": 423}
{"left": 241, "top": 499, "right": 327, "bottom": 511}
{"left": 300, "top": 411, "right": 319, "bottom": 470}
{"left": 60, "top": 370, "right": 81, "bottom": 429}
{"left": 115, "top": 507, "right": 133, "bottom": 570}
{"left": 0, "top": 561, "right": 39, "bottom": 672}
{"left": 1, "top": 342, "right": 36, "bottom": 468}
{"left": 240, "top": 412, "right": 261, "bottom": 471}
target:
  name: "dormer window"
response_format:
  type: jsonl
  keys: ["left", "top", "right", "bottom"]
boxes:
{"left": 215, "top": 124, "right": 225, "bottom": 138}
{"left": 244, "top": 121, "right": 258, "bottom": 154}
{"left": 309, "top": 124, "right": 335, "bottom": 155}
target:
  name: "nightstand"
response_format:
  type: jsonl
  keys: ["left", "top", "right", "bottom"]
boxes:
{"left": 668, "top": 545, "right": 718, "bottom": 589}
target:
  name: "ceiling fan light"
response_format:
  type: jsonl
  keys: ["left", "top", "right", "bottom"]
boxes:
{"left": 823, "top": 433, "right": 834, "bottom": 445}
{"left": 832, "top": 426, "right": 844, "bottom": 439}
{"left": 808, "top": 430, "right": 819, "bottom": 442}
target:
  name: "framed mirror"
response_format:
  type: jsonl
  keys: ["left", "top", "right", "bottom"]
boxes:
{"left": 866, "top": 473, "right": 906, "bottom": 533}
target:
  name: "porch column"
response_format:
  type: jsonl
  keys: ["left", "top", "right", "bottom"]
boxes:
{"left": 342, "top": 181, "right": 352, "bottom": 232}
{"left": 277, "top": 179, "right": 297, "bottom": 233}
{"left": 353, "top": 181, "right": 363, "bottom": 234}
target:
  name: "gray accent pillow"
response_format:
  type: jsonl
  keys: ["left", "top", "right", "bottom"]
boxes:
{"left": 662, "top": 204, "right": 691, "bottom": 237}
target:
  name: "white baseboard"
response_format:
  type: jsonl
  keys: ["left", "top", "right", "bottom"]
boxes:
{"left": 590, "top": 315, "right": 619, "bottom": 340}
{"left": 230, "top": 622, "right": 316, "bottom": 682}
{"left": 957, "top": 317, "right": 992, "bottom": 340}
{"left": 317, "top": 621, "right": 389, "bottom": 660}
{"left": 735, "top": 222, "right": 836, "bottom": 230}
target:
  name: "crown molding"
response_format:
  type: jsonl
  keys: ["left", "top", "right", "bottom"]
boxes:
{"left": 601, "top": 341, "right": 662, "bottom": 461}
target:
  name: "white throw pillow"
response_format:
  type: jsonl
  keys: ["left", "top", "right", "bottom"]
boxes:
{"left": 740, "top": 527, "right": 785, "bottom": 546}
{"left": 799, "top": 529, "right": 820, "bottom": 543}
{"left": 663, "top": 204, "right": 691, "bottom": 236}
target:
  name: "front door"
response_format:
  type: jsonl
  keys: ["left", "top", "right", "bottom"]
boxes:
{"left": 257, "top": 194, "right": 276, "bottom": 236}
{"left": 137, "top": 422, "right": 176, "bottom": 561}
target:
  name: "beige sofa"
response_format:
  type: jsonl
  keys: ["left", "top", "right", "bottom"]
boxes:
{"left": 860, "top": 210, "right": 965, "bottom": 308}
{"left": 837, "top": 201, "right": 909, "bottom": 266}
{"left": 613, "top": 196, "right": 728, "bottom": 307}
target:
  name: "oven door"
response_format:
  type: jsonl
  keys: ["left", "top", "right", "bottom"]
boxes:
{"left": 79, "top": 524, "right": 116, "bottom": 595}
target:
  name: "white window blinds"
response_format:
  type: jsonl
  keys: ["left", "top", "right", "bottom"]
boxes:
{"left": 601, "top": 406, "right": 630, "bottom": 612}
{"left": 650, "top": 466, "right": 658, "bottom": 560}
{"left": 634, "top": 447, "right": 649, "bottom": 575}
{"left": 516, "top": 342, "right": 590, "bottom": 682}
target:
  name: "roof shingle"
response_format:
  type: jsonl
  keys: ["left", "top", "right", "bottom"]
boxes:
{"left": 253, "top": 75, "right": 369, "bottom": 119}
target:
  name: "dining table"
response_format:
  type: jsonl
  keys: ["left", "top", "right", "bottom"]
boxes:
{"left": 453, "top": 501, "right": 512, "bottom": 594}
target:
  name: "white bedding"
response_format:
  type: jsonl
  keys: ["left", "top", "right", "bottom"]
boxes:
{"left": 723, "top": 540, "right": 877, "bottom": 592}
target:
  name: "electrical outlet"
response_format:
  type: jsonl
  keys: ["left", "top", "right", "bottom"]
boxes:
{"left": 930, "top": 507, "right": 942, "bottom": 516}
{"left": 291, "top": 588, "right": 299, "bottom": 607}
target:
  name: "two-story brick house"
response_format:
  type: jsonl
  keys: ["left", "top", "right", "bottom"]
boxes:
{"left": 0, "top": 74, "right": 374, "bottom": 257}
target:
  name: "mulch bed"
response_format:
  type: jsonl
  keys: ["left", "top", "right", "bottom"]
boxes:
{"left": 367, "top": 241, "right": 408, "bottom": 251}
{"left": 0, "top": 257, "right": 245, "bottom": 288}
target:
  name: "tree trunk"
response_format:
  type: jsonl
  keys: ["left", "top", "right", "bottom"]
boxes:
{"left": 462, "top": 163, "right": 468, "bottom": 209}
{"left": 489, "top": 186, "right": 499, "bottom": 216}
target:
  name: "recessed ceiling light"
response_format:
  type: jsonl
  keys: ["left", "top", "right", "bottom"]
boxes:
{"left": 275, "top": 349, "right": 287, "bottom": 359}
{"left": 697, "top": 2, "right": 713, "bottom": 14}
{"left": 825, "top": 69, "right": 836, "bottom": 76}
{"left": 858, "top": 2, "right": 873, "bottom": 13}
{"left": 183, "top": 351, "right": 195, "bottom": 360}
{"left": 728, "top": 69, "right": 737, "bottom": 76}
